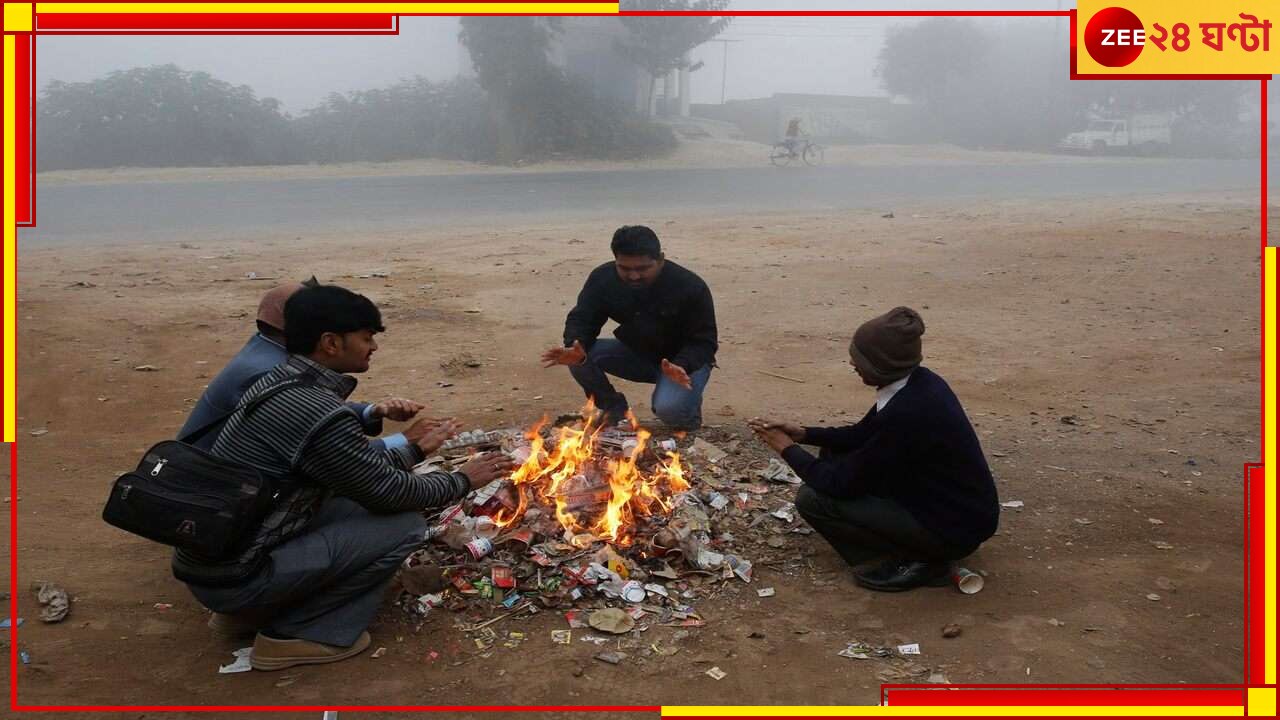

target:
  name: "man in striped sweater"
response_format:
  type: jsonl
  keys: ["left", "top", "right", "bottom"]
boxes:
{"left": 177, "top": 285, "right": 515, "bottom": 671}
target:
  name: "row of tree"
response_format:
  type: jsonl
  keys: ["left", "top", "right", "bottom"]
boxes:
{"left": 38, "top": 65, "right": 677, "bottom": 170}
{"left": 39, "top": 10, "right": 736, "bottom": 170}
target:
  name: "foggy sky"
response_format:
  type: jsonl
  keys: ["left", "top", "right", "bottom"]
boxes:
{"left": 37, "top": 0, "right": 1067, "bottom": 114}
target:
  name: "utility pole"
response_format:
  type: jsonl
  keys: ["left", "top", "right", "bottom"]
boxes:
{"left": 709, "top": 38, "right": 741, "bottom": 104}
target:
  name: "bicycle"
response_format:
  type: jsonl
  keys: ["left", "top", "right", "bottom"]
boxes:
{"left": 769, "top": 138, "right": 824, "bottom": 167}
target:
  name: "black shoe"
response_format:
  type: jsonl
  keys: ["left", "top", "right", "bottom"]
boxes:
{"left": 854, "top": 560, "right": 952, "bottom": 592}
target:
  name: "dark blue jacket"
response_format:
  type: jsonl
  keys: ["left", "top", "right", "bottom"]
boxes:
{"left": 782, "top": 366, "right": 999, "bottom": 551}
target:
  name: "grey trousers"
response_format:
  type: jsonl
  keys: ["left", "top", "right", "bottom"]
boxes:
{"left": 795, "top": 485, "right": 970, "bottom": 568}
{"left": 189, "top": 498, "right": 426, "bottom": 647}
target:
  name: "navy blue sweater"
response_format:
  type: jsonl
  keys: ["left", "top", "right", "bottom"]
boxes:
{"left": 781, "top": 367, "right": 999, "bottom": 551}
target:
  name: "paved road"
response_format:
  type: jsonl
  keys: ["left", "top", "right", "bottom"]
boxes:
{"left": 22, "top": 159, "right": 1263, "bottom": 245}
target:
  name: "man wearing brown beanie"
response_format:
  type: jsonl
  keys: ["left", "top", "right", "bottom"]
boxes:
{"left": 750, "top": 307, "right": 999, "bottom": 592}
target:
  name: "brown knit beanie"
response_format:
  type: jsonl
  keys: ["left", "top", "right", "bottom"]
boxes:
{"left": 850, "top": 306, "right": 925, "bottom": 387}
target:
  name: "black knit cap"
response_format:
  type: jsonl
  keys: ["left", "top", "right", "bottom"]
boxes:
{"left": 850, "top": 306, "right": 925, "bottom": 387}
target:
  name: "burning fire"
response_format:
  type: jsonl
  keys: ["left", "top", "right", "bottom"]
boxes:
{"left": 493, "top": 400, "right": 690, "bottom": 545}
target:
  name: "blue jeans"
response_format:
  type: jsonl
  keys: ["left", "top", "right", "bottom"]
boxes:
{"left": 568, "top": 339, "right": 711, "bottom": 429}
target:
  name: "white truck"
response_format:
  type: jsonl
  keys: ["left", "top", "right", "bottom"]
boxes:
{"left": 1058, "top": 113, "right": 1175, "bottom": 154}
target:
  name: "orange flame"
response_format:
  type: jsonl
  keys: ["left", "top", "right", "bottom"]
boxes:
{"left": 491, "top": 400, "right": 687, "bottom": 545}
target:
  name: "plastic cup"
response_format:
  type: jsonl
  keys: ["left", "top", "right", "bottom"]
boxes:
{"left": 953, "top": 566, "right": 984, "bottom": 594}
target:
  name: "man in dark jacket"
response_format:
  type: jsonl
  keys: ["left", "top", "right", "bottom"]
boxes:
{"left": 541, "top": 226, "right": 718, "bottom": 429}
{"left": 750, "top": 307, "right": 998, "bottom": 592}
{"left": 180, "top": 285, "right": 515, "bottom": 670}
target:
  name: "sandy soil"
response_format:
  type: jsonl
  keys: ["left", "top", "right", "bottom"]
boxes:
{"left": 7, "top": 192, "right": 1260, "bottom": 716}
{"left": 35, "top": 140, "right": 1126, "bottom": 187}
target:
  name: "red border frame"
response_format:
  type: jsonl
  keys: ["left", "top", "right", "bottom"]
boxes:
{"left": 4, "top": 4, "right": 1268, "bottom": 715}
{"left": 13, "top": 32, "right": 29, "bottom": 225}
{"left": 883, "top": 687, "right": 1246, "bottom": 706}
{"left": 35, "top": 13, "right": 399, "bottom": 32}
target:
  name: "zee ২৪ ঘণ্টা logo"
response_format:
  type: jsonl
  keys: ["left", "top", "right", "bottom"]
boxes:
{"left": 1084, "top": 6, "right": 1147, "bottom": 67}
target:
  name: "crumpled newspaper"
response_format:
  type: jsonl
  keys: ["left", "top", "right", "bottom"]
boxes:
{"left": 837, "top": 641, "right": 893, "bottom": 660}
{"left": 34, "top": 582, "right": 69, "bottom": 623}
{"left": 760, "top": 458, "right": 802, "bottom": 485}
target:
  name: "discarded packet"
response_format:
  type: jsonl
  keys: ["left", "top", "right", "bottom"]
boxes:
{"left": 705, "top": 666, "right": 727, "bottom": 680}
{"left": 838, "top": 642, "right": 892, "bottom": 660}
{"left": 492, "top": 565, "right": 516, "bottom": 589}
{"left": 564, "top": 610, "right": 589, "bottom": 629}
{"left": 761, "top": 457, "right": 802, "bottom": 485}
{"left": 498, "top": 528, "right": 535, "bottom": 547}
{"left": 552, "top": 629, "right": 572, "bottom": 644}
{"left": 502, "top": 592, "right": 523, "bottom": 609}
{"left": 757, "top": 587, "right": 776, "bottom": 598}
{"left": 643, "top": 583, "right": 670, "bottom": 598}
{"left": 770, "top": 503, "right": 797, "bottom": 523}
{"left": 218, "top": 647, "right": 253, "bottom": 674}
{"left": 897, "top": 643, "right": 921, "bottom": 655}
{"left": 594, "top": 650, "right": 628, "bottom": 665}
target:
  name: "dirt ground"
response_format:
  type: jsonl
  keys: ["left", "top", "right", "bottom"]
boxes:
{"left": 6, "top": 189, "right": 1261, "bottom": 715}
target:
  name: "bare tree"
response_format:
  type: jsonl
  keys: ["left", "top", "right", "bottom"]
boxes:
{"left": 615, "top": 0, "right": 732, "bottom": 116}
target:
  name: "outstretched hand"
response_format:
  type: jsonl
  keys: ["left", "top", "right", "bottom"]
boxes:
{"left": 660, "top": 359, "right": 692, "bottom": 390}
{"left": 459, "top": 451, "right": 517, "bottom": 489}
{"left": 406, "top": 417, "right": 460, "bottom": 455}
{"left": 747, "top": 417, "right": 805, "bottom": 442}
{"left": 371, "top": 398, "right": 424, "bottom": 422}
{"left": 541, "top": 340, "right": 587, "bottom": 368}
{"left": 751, "top": 424, "right": 797, "bottom": 454}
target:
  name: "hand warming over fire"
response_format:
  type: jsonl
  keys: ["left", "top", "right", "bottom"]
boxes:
{"left": 406, "top": 417, "right": 460, "bottom": 455}
{"left": 752, "top": 423, "right": 797, "bottom": 453}
{"left": 459, "top": 451, "right": 517, "bottom": 489}
{"left": 660, "top": 359, "right": 692, "bottom": 390}
{"left": 541, "top": 340, "right": 587, "bottom": 368}
{"left": 370, "top": 397, "right": 424, "bottom": 421}
{"left": 748, "top": 417, "right": 805, "bottom": 443}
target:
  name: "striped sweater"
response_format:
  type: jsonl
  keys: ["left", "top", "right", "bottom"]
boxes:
{"left": 173, "top": 354, "right": 469, "bottom": 586}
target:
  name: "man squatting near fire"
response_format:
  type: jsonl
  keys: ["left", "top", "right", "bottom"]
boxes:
{"left": 542, "top": 225, "right": 718, "bottom": 430}
{"left": 178, "top": 279, "right": 434, "bottom": 455}
{"left": 750, "top": 307, "right": 1000, "bottom": 592}
{"left": 179, "top": 285, "right": 515, "bottom": 670}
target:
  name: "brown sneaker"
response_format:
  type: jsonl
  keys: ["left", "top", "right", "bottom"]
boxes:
{"left": 249, "top": 631, "right": 371, "bottom": 672}
{"left": 208, "top": 612, "right": 258, "bottom": 641}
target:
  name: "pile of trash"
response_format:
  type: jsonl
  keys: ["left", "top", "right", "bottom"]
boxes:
{"left": 391, "top": 417, "right": 813, "bottom": 653}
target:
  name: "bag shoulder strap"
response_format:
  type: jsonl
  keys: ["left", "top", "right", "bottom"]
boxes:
{"left": 178, "top": 373, "right": 315, "bottom": 444}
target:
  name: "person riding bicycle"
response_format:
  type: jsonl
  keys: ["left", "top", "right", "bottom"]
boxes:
{"left": 783, "top": 117, "right": 803, "bottom": 155}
